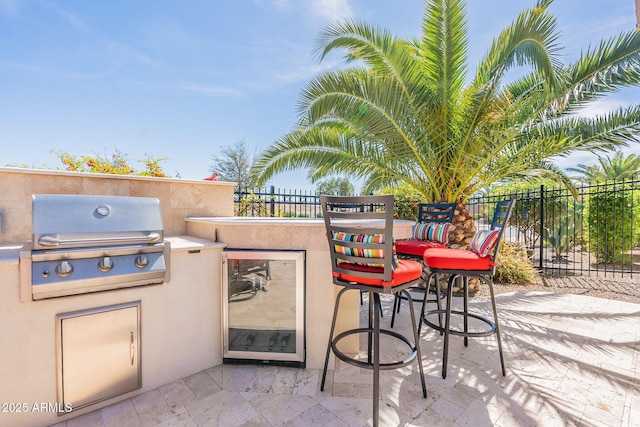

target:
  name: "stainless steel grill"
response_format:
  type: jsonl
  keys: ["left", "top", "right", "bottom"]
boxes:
{"left": 27, "top": 194, "right": 169, "bottom": 300}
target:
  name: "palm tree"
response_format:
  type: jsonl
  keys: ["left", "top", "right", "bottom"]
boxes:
{"left": 254, "top": 0, "right": 640, "bottom": 244}
{"left": 569, "top": 151, "right": 640, "bottom": 183}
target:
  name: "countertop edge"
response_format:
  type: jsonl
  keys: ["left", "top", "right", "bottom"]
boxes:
{"left": 165, "top": 235, "right": 226, "bottom": 251}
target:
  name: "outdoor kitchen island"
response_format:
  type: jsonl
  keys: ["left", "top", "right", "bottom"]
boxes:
{"left": 0, "top": 236, "right": 225, "bottom": 427}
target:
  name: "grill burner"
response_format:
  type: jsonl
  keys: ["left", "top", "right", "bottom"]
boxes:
{"left": 28, "top": 194, "right": 168, "bottom": 300}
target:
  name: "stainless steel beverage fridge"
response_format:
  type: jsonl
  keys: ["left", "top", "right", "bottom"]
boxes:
{"left": 221, "top": 249, "right": 305, "bottom": 367}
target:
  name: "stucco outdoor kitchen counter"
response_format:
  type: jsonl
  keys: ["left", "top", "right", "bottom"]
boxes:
{"left": 185, "top": 216, "right": 414, "bottom": 370}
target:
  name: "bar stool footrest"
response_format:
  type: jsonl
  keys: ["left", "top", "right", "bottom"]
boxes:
{"left": 331, "top": 327, "right": 418, "bottom": 370}
{"left": 397, "top": 286, "right": 446, "bottom": 305}
{"left": 423, "top": 309, "right": 496, "bottom": 337}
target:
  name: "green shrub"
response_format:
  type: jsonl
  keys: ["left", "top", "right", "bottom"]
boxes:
{"left": 494, "top": 242, "right": 538, "bottom": 285}
{"left": 543, "top": 203, "right": 583, "bottom": 258}
{"left": 236, "top": 192, "right": 268, "bottom": 216}
{"left": 379, "top": 183, "right": 422, "bottom": 220}
{"left": 585, "top": 190, "right": 640, "bottom": 263}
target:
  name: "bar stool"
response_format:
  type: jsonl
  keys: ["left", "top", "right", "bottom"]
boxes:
{"left": 319, "top": 195, "right": 427, "bottom": 427}
{"left": 391, "top": 202, "right": 456, "bottom": 328}
{"left": 420, "top": 199, "right": 516, "bottom": 379}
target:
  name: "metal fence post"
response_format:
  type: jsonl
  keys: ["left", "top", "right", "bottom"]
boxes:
{"left": 270, "top": 185, "right": 275, "bottom": 217}
{"left": 539, "top": 184, "right": 544, "bottom": 270}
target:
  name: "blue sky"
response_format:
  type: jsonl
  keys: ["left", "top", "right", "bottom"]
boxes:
{"left": 1, "top": 0, "right": 639, "bottom": 191}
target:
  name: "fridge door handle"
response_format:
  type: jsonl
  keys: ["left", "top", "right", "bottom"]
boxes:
{"left": 130, "top": 332, "right": 135, "bottom": 365}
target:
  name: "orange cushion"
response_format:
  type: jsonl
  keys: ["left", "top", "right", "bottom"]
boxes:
{"left": 423, "top": 247, "right": 495, "bottom": 271}
{"left": 333, "top": 259, "right": 422, "bottom": 287}
{"left": 396, "top": 239, "right": 447, "bottom": 256}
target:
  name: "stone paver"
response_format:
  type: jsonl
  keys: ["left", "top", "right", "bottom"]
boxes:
{"left": 53, "top": 291, "right": 640, "bottom": 427}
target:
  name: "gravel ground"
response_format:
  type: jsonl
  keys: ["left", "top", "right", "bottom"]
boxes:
{"left": 478, "top": 275, "right": 640, "bottom": 305}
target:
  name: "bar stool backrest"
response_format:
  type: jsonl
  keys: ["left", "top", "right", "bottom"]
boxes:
{"left": 320, "top": 195, "right": 395, "bottom": 284}
{"left": 417, "top": 203, "right": 456, "bottom": 224}
{"left": 487, "top": 199, "right": 517, "bottom": 267}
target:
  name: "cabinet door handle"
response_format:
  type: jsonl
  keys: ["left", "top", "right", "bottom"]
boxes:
{"left": 130, "top": 332, "right": 135, "bottom": 365}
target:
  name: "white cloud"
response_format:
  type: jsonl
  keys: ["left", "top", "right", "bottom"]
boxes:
{"left": 309, "top": 0, "right": 352, "bottom": 21}
{"left": 258, "top": 0, "right": 352, "bottom": 21}
{"left": 275, "top": 57, "right": 341, "bottom": 83}
{"left": 179, "top": 83, "right": 243, "bottom": 97}
{"left": 0, "top": 59, "right": 115, "bottom": 79}
{"left": 575, "top": 98, "right": 632, "bottom": 119}
{"left": 42, "top": 1, "right": 86, "bottom": 29}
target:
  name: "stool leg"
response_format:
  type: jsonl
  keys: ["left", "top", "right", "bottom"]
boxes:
{"left": 402, "top": 289, "right": 427, "bottom": 398}
{"left": 442, "top": 274, "right": 457, "bottom": 379}
{"left": 367, "top": 291, "right": 374, "bottom": 364}
{"left": 434, "top": 273, "right": 444, "bottom": 333}
{"left": 418, "top": 273, "right": 432, "bottom": 335}
{"left": 321, "top": 287, "right": 347, "bottom": 391}
{"left": 373, "top": 292, "right": 381, "bottom": 427}
{"left": 390, "top": 293, "right": 399, "bottom": 328}
{"left": 486, "top": 277, "right": 506, "bottom": 376}
{"left": 463, "top": 276, "right": 469, "bottom": 347}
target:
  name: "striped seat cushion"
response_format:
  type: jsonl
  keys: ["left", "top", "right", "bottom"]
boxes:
{"left": 411, "top": 222, "right": 450, "bottom": 244}
{"left": 468, "top": 230, "right": 499, "bottom": 257}
{"left": 332, "top": 232, "right": 398, "bottom": 268}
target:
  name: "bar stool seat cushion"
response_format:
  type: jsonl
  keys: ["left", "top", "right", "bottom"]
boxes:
{"left": 396, "top": 239, "right": 447, "bottom": 256}
{"left": 334, "top": 259, "right": 422, "bottom": 287}
{"left": 423, "top": 248, "right": 496, "bottom": 271}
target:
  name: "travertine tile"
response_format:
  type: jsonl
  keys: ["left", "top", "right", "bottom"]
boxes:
{"left": 206, "top": 364, "right": 236, "bottom": 389}
{"left": 222, "top": 365, "right": 257, "bottom": 392}
{"left": 320, "top": 396, "right": 375, "bottom": 426}
{"left": 381, "top": 376, "right": 432, "bottom": 419}
{"left": 158, "top": 379, "right": 196, "bottom": 414}
{"left": 270, "top": 367, "right": 300, "bottom": 394}
{"left": 183, "top": 370, "right": 222, "bottom": 400}
{"left": 249, "top": 393, "right": 317, "bottom": 424}
{"left": 100, "top": 399, "right": 141, "bottom": 427}
{"left": 132, "top": 389, "right": 174, "bottom": 426}
{"left": 286, "top": 403, "right": 344, "bottom": 426}
{"left": 293, "top": 368, "right": 321, "bottom": 397}
{"left": 60, "top": 292, "right": 640, "bottom": 427}
{"left": 430, "top": 396, "right": 464, "bottom": 421}
{"left": 66, "top": 409, "right": 105, "bottom": 427}
{"left": 455, "top": 397, "right": 504, "bottom": 426}
{"left": 245, "top": 366, "right": 278, "bottom": 393}
{"left": 155, "top": 412, "right": 196, "bottom": 427}
{"left": 185, "top": 391, "right": 259, "bottom": 427}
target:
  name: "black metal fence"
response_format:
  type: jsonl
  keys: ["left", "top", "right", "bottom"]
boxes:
{"left": 235, "top": 180, "right": 640, "bottom": 278}
{"left": 235, "top": 186, "right": 322, "bottom": 218}
{"left": 466, "top": 181, "right": 640, "bottom": 279}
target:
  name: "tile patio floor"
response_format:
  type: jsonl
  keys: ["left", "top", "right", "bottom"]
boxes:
{"left": 52, "top": 291, "right": 640, "bottom": 427}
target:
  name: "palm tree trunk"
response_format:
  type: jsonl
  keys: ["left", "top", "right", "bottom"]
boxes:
{"left": 448, "top": 203, "right": 476, "bottom": 248}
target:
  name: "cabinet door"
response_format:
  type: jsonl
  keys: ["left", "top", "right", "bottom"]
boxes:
{"left": 58, "top": 302, "right": 141, "bottom": 410}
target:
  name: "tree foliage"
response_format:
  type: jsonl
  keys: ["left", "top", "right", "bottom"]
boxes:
{"left": 315, "top": 176, "right": 355, "bottom": 195}
{"left": 569, "top": 151, "right": 640, "bottom": 183}
{"left": 254, "top": 0, "right": 640, "bottom": 204}
{"left": 209, "top": 139, "right": 258, "bottom": 188}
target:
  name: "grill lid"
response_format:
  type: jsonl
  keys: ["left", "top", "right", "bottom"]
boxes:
{"left": 32, "top": 194, "right": 164, "bottom": 250}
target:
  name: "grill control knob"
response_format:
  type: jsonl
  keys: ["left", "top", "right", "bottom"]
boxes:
{"left": 55, "top": 261, "right": 74, "bottom": 277}
{"left": 98, "top": 256, "right": 114, "bottom": 272}
{"left": 135, "top": 255, "right": 149, "bottom": 269}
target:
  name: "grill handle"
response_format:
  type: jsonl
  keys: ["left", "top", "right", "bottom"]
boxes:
{"left": 38, "top": 232, "right": 162, "bottom": 247}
